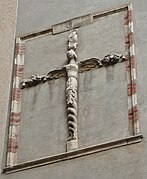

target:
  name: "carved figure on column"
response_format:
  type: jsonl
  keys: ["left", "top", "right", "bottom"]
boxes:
{"left": 66, "top": 29, "right": 79, "bottom": 150}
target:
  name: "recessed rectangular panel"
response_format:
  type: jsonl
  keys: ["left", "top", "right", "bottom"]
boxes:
{"left": 18, "top": 78, "right": 67, "bottom": 163}
{"left": 7, "top": 5, "right": 140, "bottom": 168}
{"left": 78, "top": 12, "right": 126, "bottom": 60}
{"left": 23, "top": 32, "right": 68, "bottom": 78}
{"left": 78, "top": 11, "right": 128, "bottom": 148}
{"left": 78, "top": 63, "right": 129, "bottom": 148}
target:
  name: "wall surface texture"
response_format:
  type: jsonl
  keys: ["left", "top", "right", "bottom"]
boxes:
{"left": 1, "top": 0, "right": 147, "bottom": 179}
{"left": 0, "top": 0, "right": 18, "bottom": 174}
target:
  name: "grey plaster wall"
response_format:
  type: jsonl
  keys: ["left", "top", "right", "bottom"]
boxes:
{"left": 0, "top": 0, "right": 17, "bottom": 174}
{"left": 1, "top": 0, "right": 147, "bottom": 179}
{"left": 78, "top": 63, "right": 128, "bottom": 148}
{"left": 78, "top": 11, "right": 125, "bottom": 60}
{"left": 23, "top": 32, "right": 69, "bottom": 78}
{"left": 3, "top": 144, "right": 146, "bottom": 179}
{"left": 78, "top": 13, "right": 129, "bottom": 147}
{"left": 16, "top": 0, "right": 129, "bottom": 36}
{"left": 18, "top": 78, "right": 67, "bottom": 163}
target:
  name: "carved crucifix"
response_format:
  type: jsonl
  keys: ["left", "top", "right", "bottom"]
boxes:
{"left": 21, "top": 29, "right": 126, "bottom": 151}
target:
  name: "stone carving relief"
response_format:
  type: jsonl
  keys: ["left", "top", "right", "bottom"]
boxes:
{"left": 21, "top": 68, "right": 66, "bottom": 89}
{"left": 20, "top": 28, "right": 127, "bottom": 152}
{"left": 20, "top": 25, "right": 126, "bottom": 152}
{"left": 6, "top": 5, "right": 141, "bottom": 172}
{"left": 20, "top": 50, "right": 126, "bottom": 151}
{"left": 66, "top": 30, "right": 78, "bottom": 144}
{"left": 21, "top": 53, "right": 126, "bottom": 89}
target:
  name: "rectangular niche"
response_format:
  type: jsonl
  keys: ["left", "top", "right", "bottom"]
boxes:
{"left": 5, "top": 4, "right": 142, "bottom": 174}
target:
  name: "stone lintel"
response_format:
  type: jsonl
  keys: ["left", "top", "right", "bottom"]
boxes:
{"left": 52, "top": 14, "right": 93, "bottom": 34}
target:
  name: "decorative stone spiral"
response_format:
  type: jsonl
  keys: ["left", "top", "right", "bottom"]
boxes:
{"left": 66, "top": 63, "right": 78, "bottom": 141}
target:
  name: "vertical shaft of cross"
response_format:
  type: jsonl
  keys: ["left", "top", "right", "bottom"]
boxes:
{"left": 66, "top": 29, "right": 78, "bottom": 151}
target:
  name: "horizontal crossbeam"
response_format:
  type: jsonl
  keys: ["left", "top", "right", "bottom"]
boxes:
{"left": 21, "top": 53, "right": 126, "bottom": 89}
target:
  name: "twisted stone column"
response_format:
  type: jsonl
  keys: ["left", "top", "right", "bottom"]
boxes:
{"left": 66, "top": 29, "right": 78, "bottom": 151}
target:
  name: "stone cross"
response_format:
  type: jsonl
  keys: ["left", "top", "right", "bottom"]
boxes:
{"left": 21, "top": 29, "right": 126, "bottom": 151}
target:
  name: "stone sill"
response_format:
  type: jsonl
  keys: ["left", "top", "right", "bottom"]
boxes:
{"left": 3, "top": 134, "right": 143, "bottom": 174}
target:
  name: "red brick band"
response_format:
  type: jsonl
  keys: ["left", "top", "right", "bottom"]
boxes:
{"left": 7, "top": 38, "right": 25, "bottom": 166}
{"left": 124, "top": 4, "right": 139, "bottom": 135}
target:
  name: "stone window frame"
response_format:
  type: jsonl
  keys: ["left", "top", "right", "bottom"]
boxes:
{"left": 3, "top": 4, "right": 142, "bottom": 174}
